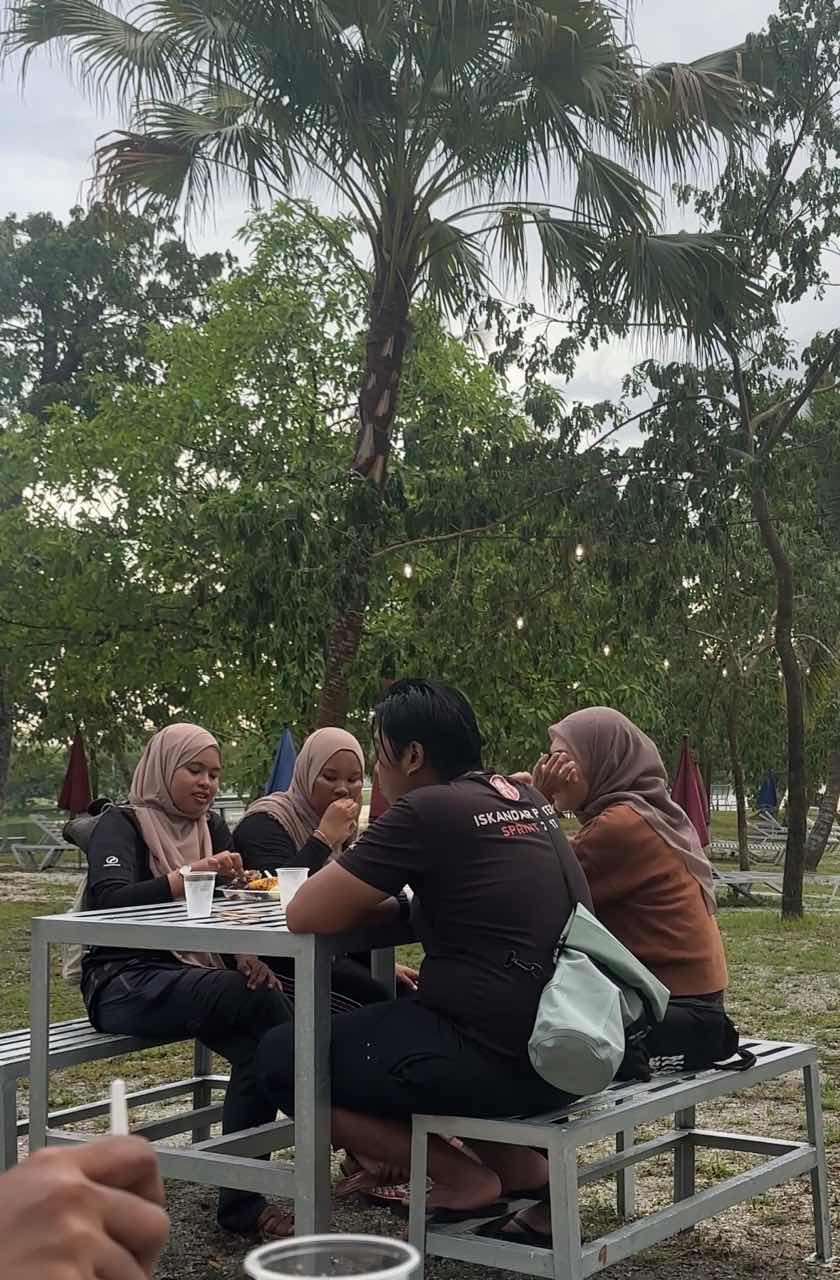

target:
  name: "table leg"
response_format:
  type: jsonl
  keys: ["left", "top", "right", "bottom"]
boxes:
{"left": 29, "top": 922, "right": 51, "bottom": 1151}
{"left": 294, "top": 939, "right": 332, "bottom": 1234}
{"left": 804, "top": 1059, "right": 833, "bottom": 1261}
{"left": 370, "top": 946, "right": 396, "bottom": 997}
{"left": 673, "top": 1106, "right": 696, "bottom": 1202}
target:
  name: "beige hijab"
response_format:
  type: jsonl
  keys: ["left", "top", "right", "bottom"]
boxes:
{"left": 130, "top": 723, "right": 224, "bottom": 968}
{"left": 549, "top": 708, "right": 718, "bottom": 914}
{"left": 245, "top": 728, "right": 365, "bottom": 856}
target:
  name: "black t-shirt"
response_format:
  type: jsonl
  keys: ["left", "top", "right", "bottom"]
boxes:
{"left": 233, "top": 812, "right": 331, "bottom": 876}
{"left": 80, "top": 807, "right": 232, "bottom": 1004}
{"left": 339, "top": 773, "right": 592, "bottom": 1060}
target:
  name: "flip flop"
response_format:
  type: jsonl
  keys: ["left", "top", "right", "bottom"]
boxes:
{"left": 474, "top": 1209, "right": 552, "bottom": 1247}
{"left": 424, "top": 1201, "right": 510, "bottom": 1224}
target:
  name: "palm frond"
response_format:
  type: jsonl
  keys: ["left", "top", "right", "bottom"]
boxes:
{"left": 626, "top": 44, "right": 771, "bottom": 175}
{"left": 601, "top": 229, "right": 766, "bottom": 352}
{"left": 488, "top": 205, "right": 601, "bottom": 297}
{"left": 574, "top": 148, "right": 657, "bottom": 233}
{"left": 417, "top": 217, "right": 489, "bottom": 313}
{"left": 4, "top": 0, "right": 179, "bottom": 100}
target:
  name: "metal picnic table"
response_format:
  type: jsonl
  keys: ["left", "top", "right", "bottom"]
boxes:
{"left": 29, "top": 898, "right": 407, "bottom": 1233}
{"left": 714, "top": 869, "right": 840, "bottom": 910}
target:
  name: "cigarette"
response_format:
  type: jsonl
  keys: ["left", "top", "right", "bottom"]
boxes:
{"left": 109, "top": 1078, "right": 129, "bottom": 1136}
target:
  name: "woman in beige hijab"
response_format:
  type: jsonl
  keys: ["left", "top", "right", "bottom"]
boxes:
{"left": 82, "top": 723, "right": 292, "bottom": 1237}
{"left": 235, "top": 727, "right": 418, "bottom": 1009}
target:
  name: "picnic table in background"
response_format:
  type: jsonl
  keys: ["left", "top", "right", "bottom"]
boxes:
{"left": 10, "top": 814, "right": 81, "bottom": 871}
{"left": 714, "top": 868, "right": 840, "bottom": 911}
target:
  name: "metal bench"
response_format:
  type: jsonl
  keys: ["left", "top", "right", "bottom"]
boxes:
{"left": 407, "top": 1039, "right": 831, "bottom": 1278}
{"left": 0, "top": 1018, "right": 227, "bottom": 1169}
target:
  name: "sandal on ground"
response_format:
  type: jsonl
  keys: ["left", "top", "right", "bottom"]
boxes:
{"left": 475, "top": 1209, "right": 552, "bottom": 1247}
{"left": 218, "top": 1202, "right": 294, "bottom": 1240}
{"left": 422, "top": 1201, "right": 510, "bottom": 1224}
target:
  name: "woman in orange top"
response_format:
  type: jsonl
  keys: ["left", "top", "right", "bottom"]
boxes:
{"left": 495, "top": 707, "right": 734, "bottom": 1247}
{"left": 532, "top": 707, "right": 731, "bottom": 1055}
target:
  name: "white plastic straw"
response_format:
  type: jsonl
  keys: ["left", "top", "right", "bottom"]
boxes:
{"left": 109, "top": 1078, "right": 129, "bottom": 1135}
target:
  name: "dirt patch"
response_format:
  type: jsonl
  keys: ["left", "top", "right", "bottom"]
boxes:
{"left": 0, "top": 870, "right": 82, "bottom": 902}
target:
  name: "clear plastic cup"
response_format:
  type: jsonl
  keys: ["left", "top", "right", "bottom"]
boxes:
{"left": 275, "top": 867, "right": 308, "bottom": 907}
{"left": 182, "top": 870, "right": 216, "bottom": 918}
{"left": 244, "top": 1235, "right": 420, "bottom": 1279}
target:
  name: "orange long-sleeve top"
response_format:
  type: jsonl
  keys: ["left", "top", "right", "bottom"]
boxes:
{"left": 571, "top": 803, "right": 728, "bottom": 997}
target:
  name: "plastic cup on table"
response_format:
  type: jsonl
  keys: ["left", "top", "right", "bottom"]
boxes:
{"left": 275, "top": 867, "right": 308, "bottom": 908}
{"left": 182, "top": 869, "right": 217, "bottom": 918}
{"left": 244, "top": 1235, "right": 420, "bottom": 1279}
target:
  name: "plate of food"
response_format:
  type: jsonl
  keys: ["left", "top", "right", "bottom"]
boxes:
{"left": 221, "top": 870, "right": 281, "bottom": 900}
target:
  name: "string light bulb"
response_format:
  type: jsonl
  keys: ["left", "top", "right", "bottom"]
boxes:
{"left": 722, "top": 667, "right": 728, "bottom": 678}
{"left": 515, "top": 615, "right": 525, "bottom": 631}
{"left": 663, "top": 658, "right": 671, "bottom": 671}
{"left": 402, "top": 562, "right": 413, "bottom": 579}
{"left": 574, "top": 543, "right": 586, "bottom": 563}
{"left": 602, "top": 643, "right": 611, "bottom": 657}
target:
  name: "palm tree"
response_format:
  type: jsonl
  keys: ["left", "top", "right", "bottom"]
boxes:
{"left": 6, "top": 0, "right": 771, "bottom": 723}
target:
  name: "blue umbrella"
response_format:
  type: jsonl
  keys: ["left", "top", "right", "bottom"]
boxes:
{"left": 756, "top": 769, "right": 778, "bottom": 812}
{"left": 265, "top": 727, "right": 296, "bottom": 793}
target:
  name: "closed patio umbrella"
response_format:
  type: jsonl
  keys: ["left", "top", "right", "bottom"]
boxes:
{"left": 265, "top": 727, "right": 296, "bottom": 793}
{"left": 756, "top": 769, "right": 779, "bottom": 813}
{"left": 58, "top": 730, "right": 93, "bottom": 815}
{"left": 671, "top": 735, "right": 710, "bottom": 848}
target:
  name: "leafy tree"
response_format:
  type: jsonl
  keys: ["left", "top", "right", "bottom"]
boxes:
{"left": 0, "top": 205, "right": 226, "bottom": 808}
{"left": 10, "top": 203, "right": 677, "bottom": 793}
{"left": 585, "top": 0, "right": 840, "bottom": 915}
{"left": 6, "top": 0, "right": 774, "bottom": 725}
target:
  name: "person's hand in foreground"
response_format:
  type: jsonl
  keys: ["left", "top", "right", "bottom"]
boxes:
{"left": 4, "top": 1136, "right": 169, "bottom": 1279}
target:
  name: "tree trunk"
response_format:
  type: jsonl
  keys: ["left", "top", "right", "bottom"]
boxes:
{"left": 318, "top": 270, "right": 412, "bottom": 726}
{"left": 114, "top": 749, "right": 133, "bottom": 792}
{"left": 351, "top": 261, "right": 413, "bottom": 486}
{"left": 751, "top": 483, "right": 807, "bottom": 917}
{"left": 725, "top": 691, "right": 750, "bottom": 870}
{"left": 88, "top": 737, "right": 100, "bottom": 801}
{"left": 0, "top": 667, "right": 11, "bottom": 814}
{"left": 317, "top": 603, "right": 367, "bottom": 728}
{"left": 804, "top": 748, "right": 840, "bottom": 870}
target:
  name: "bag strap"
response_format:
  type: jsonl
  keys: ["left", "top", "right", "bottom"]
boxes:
{"left": 713, "top": 1047, "right": 757, "bottom": 1073}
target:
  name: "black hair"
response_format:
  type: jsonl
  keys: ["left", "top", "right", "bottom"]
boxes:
{"left": 373, "top": 678, "right": 483, "bottom": 781}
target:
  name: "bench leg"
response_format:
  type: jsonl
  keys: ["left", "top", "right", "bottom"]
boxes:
{"left": 804, "top": 1061, "right": 834, "bottom": 1262}
{"left": 0, "top": 1076, "right": 18, "bottom": 1170}
{"left": 407, "top": 1122, "right": 428, "bottom": 1278}
{"left": 192, "top": 1041, "right": 213, "bottom": 1143}
{"left": 548, "top": 1133, "right": 582, "bottom": 1280}
{"left": 615, "top": 1126, "right": 636, "bottom": 1219}
{"left": 673, "top": 1106, "right": 696, "bottom": 1202}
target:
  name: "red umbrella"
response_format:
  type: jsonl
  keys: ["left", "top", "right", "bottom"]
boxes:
{"left": 58, "top": 730, "right": 93, "bottom": 814}
{"left": 369, "top": 765, "right": 389, "bottom": 821}
{"left": 671, "top": 735, "right": 710, "bottom": 848}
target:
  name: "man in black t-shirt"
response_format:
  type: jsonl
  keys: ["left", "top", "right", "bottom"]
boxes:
{"left": 256, "top": 679, "right": 590, "bottom": 1226}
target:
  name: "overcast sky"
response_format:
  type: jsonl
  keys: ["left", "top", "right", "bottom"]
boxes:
{"left": 2, "top": 0, "right": 831, "bottom": 404}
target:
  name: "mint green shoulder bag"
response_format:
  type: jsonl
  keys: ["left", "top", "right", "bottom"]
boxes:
{"left": 528, "top": 825, "right": 670, "bottom": 1097}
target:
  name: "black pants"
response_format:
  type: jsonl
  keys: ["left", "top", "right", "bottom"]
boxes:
{"left": 257, "top": 997, "right": 573, "bottom": 1122}
{"left": 268, "top": 954, "right": 395, "bottom": 1015}
{"left": 90, "top": 960, "right": 291, "bottom": 1232}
